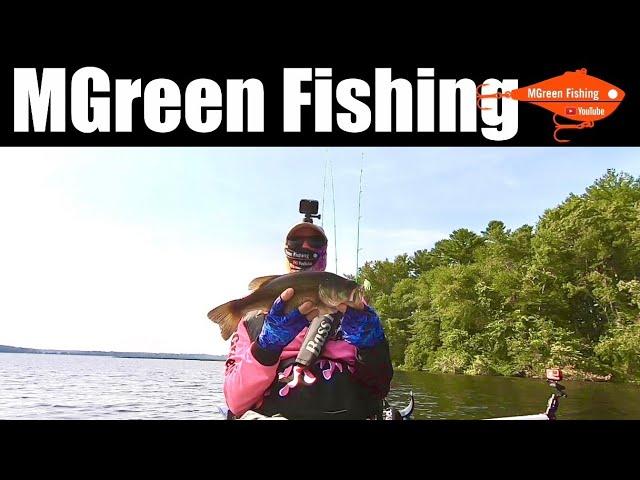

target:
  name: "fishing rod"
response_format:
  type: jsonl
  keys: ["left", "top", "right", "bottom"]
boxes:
{"left": 356, "top": 152, "right": 364, "bottom": 282}
{"left": 319, "top": 150, "right": 336, "bottom": 274}
{"left": 321, "top": 152, "right": 328, "bottom": 227}
{"left": 330, "top": 159, "right": 338, "bottom": 274}
{"left": 320, "top": 150, "right": 365, "bottom": 279}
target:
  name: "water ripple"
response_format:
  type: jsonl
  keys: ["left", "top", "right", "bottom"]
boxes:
{"left": 2, "top": 353, "right": 639, "bottom": 419}
{"left": 0, "top": 353, "right": 227, "bottom": 420}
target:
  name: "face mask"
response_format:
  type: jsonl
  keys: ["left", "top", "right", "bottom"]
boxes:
{"left": 285, "top": 246, "right": 327, "bottom": 271}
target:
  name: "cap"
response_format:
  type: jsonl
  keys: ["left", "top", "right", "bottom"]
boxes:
{"left": 286, "top": 222, "right": 328, "bottom": 240}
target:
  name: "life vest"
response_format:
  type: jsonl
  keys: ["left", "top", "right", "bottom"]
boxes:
{"left": 242, "top": 312, "right": 384, "bottom": 420}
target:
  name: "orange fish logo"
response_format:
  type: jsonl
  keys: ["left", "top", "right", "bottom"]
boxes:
{"left": 477, "top": 69, "right": 625, "bottom": 143}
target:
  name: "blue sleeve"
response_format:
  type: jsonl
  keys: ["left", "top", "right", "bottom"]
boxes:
{"left": 340, "top": 305, "right": 385, "bottom": 348}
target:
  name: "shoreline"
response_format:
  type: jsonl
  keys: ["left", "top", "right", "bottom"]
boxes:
{"left": 392, "top": 366, "right": 635, "bottom": 384}
{"left": 0, "top": 347, "right": 226, "bottom": 362}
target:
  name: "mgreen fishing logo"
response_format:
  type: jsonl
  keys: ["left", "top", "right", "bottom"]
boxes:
{"left": 477, "top": 69, "right": 625, "bottom": 143}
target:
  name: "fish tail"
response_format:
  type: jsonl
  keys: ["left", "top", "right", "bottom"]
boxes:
{"left": 207, "top": 299, "right": 243, "bottom": 341}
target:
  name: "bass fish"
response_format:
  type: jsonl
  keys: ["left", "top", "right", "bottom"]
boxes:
{"left": 207, "top": 271, "right": 364, "bottom": 340}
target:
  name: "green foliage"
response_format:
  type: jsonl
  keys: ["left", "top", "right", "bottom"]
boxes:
{"left": 595, "top": 324, "right": 640, "bottom": 380}
{"left": 381, "top": 317, "right": 410, "bottom": 367}
{"left": 359, "top": 254, "right": 412, "bottom": 298}
{"left": 363, "top": 170, "right": 640, "bottom": 382}
{"left": 505, "top": 315, "right": 585, "bottom": 376}
{"left": 403, "top": 310, "right": 441, "bottom": 369}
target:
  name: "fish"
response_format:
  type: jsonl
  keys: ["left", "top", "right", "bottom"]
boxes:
{"left": 207, "top": 271, "right": 364, "bottom": 340}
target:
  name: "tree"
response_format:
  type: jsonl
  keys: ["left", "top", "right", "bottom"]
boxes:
{"left": 429, "top": 229, "right": 485, "bottom": 266}
{"left": 364, "top": 170, "right": 640, "bottom": 383}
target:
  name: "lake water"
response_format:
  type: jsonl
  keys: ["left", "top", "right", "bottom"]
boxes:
{"left": 2, "top": 353, "right": 639, "bottom": 420}
{"left": 0, "top": 353, "right": 226, "bottom": 420}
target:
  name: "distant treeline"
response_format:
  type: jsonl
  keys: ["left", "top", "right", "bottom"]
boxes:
{"left": 360, "top": 170, "right": 640, "bottom": 383}
{"left": 0, "top": 345, "right": 226, "bottom": 362}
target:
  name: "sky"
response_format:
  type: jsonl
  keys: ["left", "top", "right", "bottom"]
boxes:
{"left": 0, "top": 147, "right": 638, "bottom": 355}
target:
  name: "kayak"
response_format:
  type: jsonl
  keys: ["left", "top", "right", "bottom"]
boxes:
{"left": 488, "top": 413, "right": 551, "bottom": 420}
{"left": 215, "top": 393, "right": 414, "bottom": 420}
{"left": 216, "top": 368, "right": 567, "bottom": 420}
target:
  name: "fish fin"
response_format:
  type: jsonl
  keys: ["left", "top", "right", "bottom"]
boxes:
{"left": 248, "top": 275, "right": 280, "bottom": 291}
{"left": 207, "top": 300, "right": 242, "bottom": 340}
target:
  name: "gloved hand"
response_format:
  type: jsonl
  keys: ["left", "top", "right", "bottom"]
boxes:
{"left": 338, "top": 303, "right": 385, "bottom": 349}
{"left": 257, "top": 288, "right": 317, "bottom": 353}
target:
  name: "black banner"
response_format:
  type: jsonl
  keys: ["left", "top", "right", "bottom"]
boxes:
{"left": 1, "top": 54, "right": 636, "bottom": 146}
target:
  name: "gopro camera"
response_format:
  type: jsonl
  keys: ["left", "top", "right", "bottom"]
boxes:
{"left": 299, "top": 199, "right": 321, "bottom": 223}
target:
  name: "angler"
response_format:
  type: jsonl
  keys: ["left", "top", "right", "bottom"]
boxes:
{"left": 217, "top": 199, "right": 394, "bottom": 420}
{"left": 13, "top": 67, "right": 265, "bottom": 133}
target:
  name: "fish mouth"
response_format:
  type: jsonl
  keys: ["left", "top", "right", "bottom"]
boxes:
{"left": 349, "top": 286, "right": 362, "bottom": 303}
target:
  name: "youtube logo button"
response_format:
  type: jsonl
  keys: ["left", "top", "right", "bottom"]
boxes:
{"left": 565, "top": 107, "right": 577, "bottom": 115}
